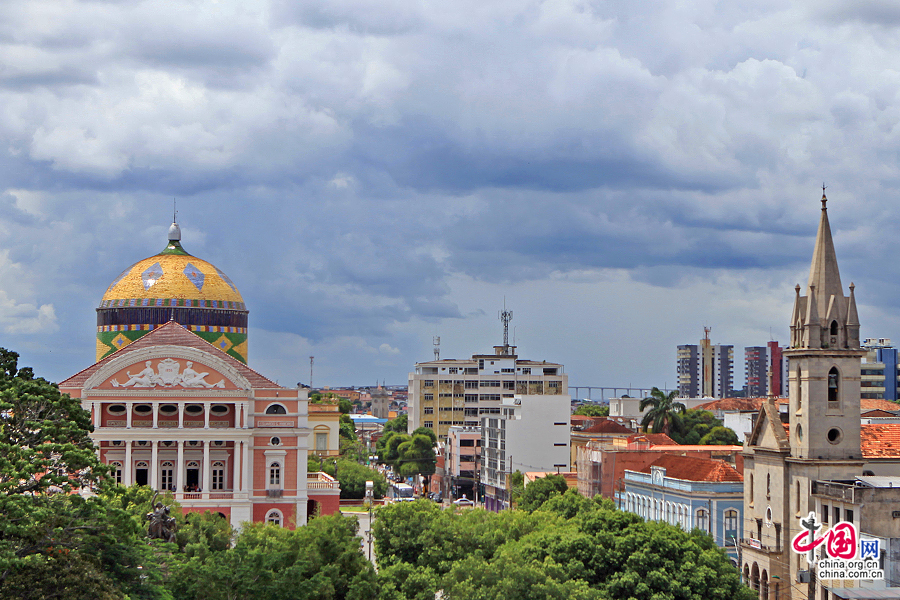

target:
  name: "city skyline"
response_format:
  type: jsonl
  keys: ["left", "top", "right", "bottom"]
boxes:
{"left": 3, "top": 1, "right": 900, "bottom": 389}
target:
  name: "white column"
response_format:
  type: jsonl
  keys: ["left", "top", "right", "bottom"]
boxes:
{"left": 241, "top": 440, "right": 250, "bottom": 493}
{"left": 204, "top": 402, "right": 211, "bottom": 429}
{"left": 176, "top": 440, "right": 184, "bottom": 494}
{"left": 152, "top": 403, "right": 159, "bottom": 429}
{"left": 232, "top": 446, "right": 239, "bottom": 492}
{"left": 124, "top": 441, "right": 132, "bottom": 486}
{"left": 178, "top": 403, "right": 184, "bottom": 429}
{"left": 126, "top": 401, "right": 133, "bottom": 429}
{"left": 150, "top": 441, "right": 158, "bottom": 490}
{"left": 202, "top": 440, "right": 211, "bottom": 496}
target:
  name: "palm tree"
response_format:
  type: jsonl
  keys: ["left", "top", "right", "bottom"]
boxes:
{"left": 639, "top": 387, "right": 686, "bottom": 435}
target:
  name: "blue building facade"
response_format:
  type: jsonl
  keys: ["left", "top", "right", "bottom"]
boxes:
{"left": 621, "top": 459, "right": 743, "bottom": 565}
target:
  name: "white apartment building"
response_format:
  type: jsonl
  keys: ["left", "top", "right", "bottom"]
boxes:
{"left": 408, "top": 344, "right": 568, "bottom": 440}
{"left": 480, "top": 393, "right": 571, "bottom": 511}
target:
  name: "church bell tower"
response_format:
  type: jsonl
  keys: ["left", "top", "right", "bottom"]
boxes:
{"left": 785, "top": 190, "right": 864, "bottom": 460}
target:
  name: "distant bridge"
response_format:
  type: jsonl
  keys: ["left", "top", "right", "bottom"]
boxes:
{"left": 568, "top": 386, "right": 676, "bottom": 402}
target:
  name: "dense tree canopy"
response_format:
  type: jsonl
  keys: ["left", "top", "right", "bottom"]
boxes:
{"left": 374, "top": 496, "right": 755, "bottom": 600}
{"left": 668, "top": 409, "right": 740, "bottom": 445}
{"left": 572, "top": 404, "right": 609, "bottom": 417}
{"left": 518, "top": 474, "right": 569, "bottom": 512}
{"left": 312, "top": 457, "right": 388, "bottom": 499}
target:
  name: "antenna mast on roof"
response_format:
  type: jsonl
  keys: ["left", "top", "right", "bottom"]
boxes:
{"left": 309, "top": 356, "right": 314, "bottom": 389}
{"left": 173, "top": 198, "right": 177, "bottom": 223}
{"left": 433, "top": 336, "right": 440, "bottom": 361}
{"left": 499, "top": 299, "right": 513, "bottom": 350}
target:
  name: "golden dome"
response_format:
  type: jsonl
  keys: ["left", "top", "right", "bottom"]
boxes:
{"left": 96, "top": 225, "right": 249, "bottom": 364}
{"left": 100, "top": 241, "right": 245, "bottom": 306}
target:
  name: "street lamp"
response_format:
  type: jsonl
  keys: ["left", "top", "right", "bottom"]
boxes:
{"left": 364, "top": 480, "right": 374, "bottom": 563}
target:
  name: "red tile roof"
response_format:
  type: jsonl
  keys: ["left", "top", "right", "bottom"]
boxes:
{"left": 580, "top": 418, "right": 633, "bottom": 434}
{"left": 639, "top": 454, "right": 743, "bottom": 482}
{"left": 627, "top": 433, "right": 676, "bottom": 446}
{"left": 861, "top": 399, "right": 900, "bottom": 412}
{"left": 696, "top": 397, "right": 769, "bottom": 412}
{"left": 861, "top": 424, "right": 900, "bottom": 458}
{"left": 861, "top": 409, "right": 899, "bottom": 418}
{"left": 60, "top": 321, "right": 282, "bottom": 389}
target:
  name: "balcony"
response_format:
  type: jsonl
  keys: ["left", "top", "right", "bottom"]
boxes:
{"left": 307, "top": 472, "right": 340, "bottom": 491}
{"left": 811, "top": 480, "right": 860, "bottom": 504}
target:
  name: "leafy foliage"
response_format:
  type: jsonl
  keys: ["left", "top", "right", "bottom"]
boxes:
{"left": 668, "top": 409, "right": 740, "bottom": 445}
{"left": 518, "top": 474, "right": 569, "bottom": 512}
{"left": 382, "top": 414, "right": 408, "bottom": 435}
{"left": 639, "top": 387, "right": 686, "bottom": 435}
{"left": 374, "top": 497, "right": 755, "bottom": 600}
{"left": 167, "top": 515, "right": 377, "bottom": 600}
{"left": 572, "top": 404, "right": 609, "bottom": 417}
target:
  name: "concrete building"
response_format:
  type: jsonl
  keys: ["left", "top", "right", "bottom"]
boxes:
{"left": 860, "top": 338, "right": 900, "bottom": 401}
{"left": 622, "top": 454, "right": 744, "bottom": 565}
{"left": 576, "top": 436, "right": 743, "bottom": 502}
{"left": 608, "top": 395, "right": 715, "bottom": 421}
{"left": 408, "top": 342, "right": 567, "bottom": 439}
{"left": 480, "top": 394, "right": 570, "bottom": 511}
{"left": 62, "top": 221, "right": 340, "bottom": 530}
{"left": 445, "top": 426, "right": 481, "bottom": 500}
{"left": 745, "top": 342, "right": 787, "bottom": 398}
{"left": 678, "top": 334, "right": 734, "bottom": 398}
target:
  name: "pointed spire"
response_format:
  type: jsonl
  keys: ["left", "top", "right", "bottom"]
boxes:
{"left": 807, "top": 189, "right": 844, "bottom": 321}
{"left": 791, "top": 284, "right": 801, "bottom": 324}
{"left": 846, "top": 282, "right": 859, "bottom": 327}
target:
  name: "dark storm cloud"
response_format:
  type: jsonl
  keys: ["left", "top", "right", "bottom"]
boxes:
{"left": 4, "top": 0, "right": 900, "bottom": 387}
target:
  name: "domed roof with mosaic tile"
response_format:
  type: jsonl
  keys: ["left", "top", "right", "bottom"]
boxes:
{"left": 96, "top": 222, "right": 249, "bottom": 364}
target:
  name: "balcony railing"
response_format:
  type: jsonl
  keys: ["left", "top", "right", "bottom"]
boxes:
{"left": 209, "top": 493, "right": 233, "bottom": 500}
{"left": 267, "top": 489, "right": 283, "bottom": 498}
{"left": 811, "top": 480, "right": 860, "bottom": 504}
{"left": 158, "top": 420, "right": 179, "bottom": 427}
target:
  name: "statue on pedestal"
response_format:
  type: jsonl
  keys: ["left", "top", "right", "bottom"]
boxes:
{"left": 146, "top": 491, "right": 177, "bottom": 543}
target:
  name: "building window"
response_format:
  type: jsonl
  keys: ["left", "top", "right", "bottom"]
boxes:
{"left": 266, "top": 404, "right": 287, "bottom": 415}
{"left": 522, "top": 368, "right": 531, "bottom": 375}
{"left": 316, "top": 432, "right": 327, "bottom": 451}
{"left": 266, "top": 510, "right": 283, "bottom": 527}
{"left": 269, "top": 462, "right": 281, "bottom": 486}
{"left": 110, "top": 461, "right": 123, "bottom": 484}
{"left": 160, "top": 461, "right": 174, "bottom": 491}
{"left": 424, "top": 380, "right": 434, "bottom": 387}
{"left": 767, "top": 474, "right": 771, "bottom": 500}
{"left": 424, "top": 407, "right": 434, "bottom": 414}
{"left": 212, "top": 461, "right": 225, "bottom": 490}
{"left": 724, "top": 509, "right": 738, "bottom": 542}
{"left": 424, "top": 421, "right": 433, "bottom": 428}
{"left": 696, "top": 508, "right": 709, "bottom": 532}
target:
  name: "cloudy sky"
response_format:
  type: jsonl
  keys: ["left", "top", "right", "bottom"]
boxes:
{"left": 3, "top": 0, "right": 900, "bottom": 394}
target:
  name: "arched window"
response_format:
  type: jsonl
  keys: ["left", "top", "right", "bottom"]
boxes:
{"left": 266, "top": 404, "right": 287, "bottom": 415}
{"left": 749, "top": 473, "right": 754, "bottom": 504}
{"left": 831, "top": 320, "right": 839, "bottom": 336}
{"left": 110, "top": 461, "right": 123, "bottom": 484}
{"left": 724, "top": 509, "right": 738, "bottom": 540}
{"left": 828, "top": 367, "right": 840, "bottom": 404}
{"left": 696, "top": 508, "right": 709, "bottom": 532}
{"left": 266, "top": 509, "right": 283, "bottom": 527}
{"left": 212, "top": 461, "right": 225, "bottom": 490}
{"left": 797, "top": 366, "right": 802, "bottom": 411}
{"left": 766, "top": 473, "right": 771, "bottom": 499}
{"left": 269, "top": 462, "right": 281, "bottom": 486}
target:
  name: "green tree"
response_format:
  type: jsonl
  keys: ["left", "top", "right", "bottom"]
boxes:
{"left": 167, "top": 515, "right": 377, "bottom": 600}
{"left": 572, "top": 404, "right": 609, "bottom": 417}
{"left": 518, "top": 474, "right": 569, "bottom": 512}
{"left": 335, "top": 460, "right": 388, "bottom": 499}
{"left": 508, "top": 470, "right": 525, "bottom": 507}
{"left": 397, "top": 433, "right": 436, "bottom": 486}
{"left": 639, "top": 387, "right": 686, "bottom": 435}
{"left": 669, "top": 409, "right": 739, "bottom": 445}
{"left": 382, "top": 414, "right": 408, "bottom": 435}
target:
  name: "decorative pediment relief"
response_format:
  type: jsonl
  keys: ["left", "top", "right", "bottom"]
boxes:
{"left": 84, "top": 346, "right": 252, "bottom": 391}
{"left": 110, "top": 358, "right": 225, "bottom": 388}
